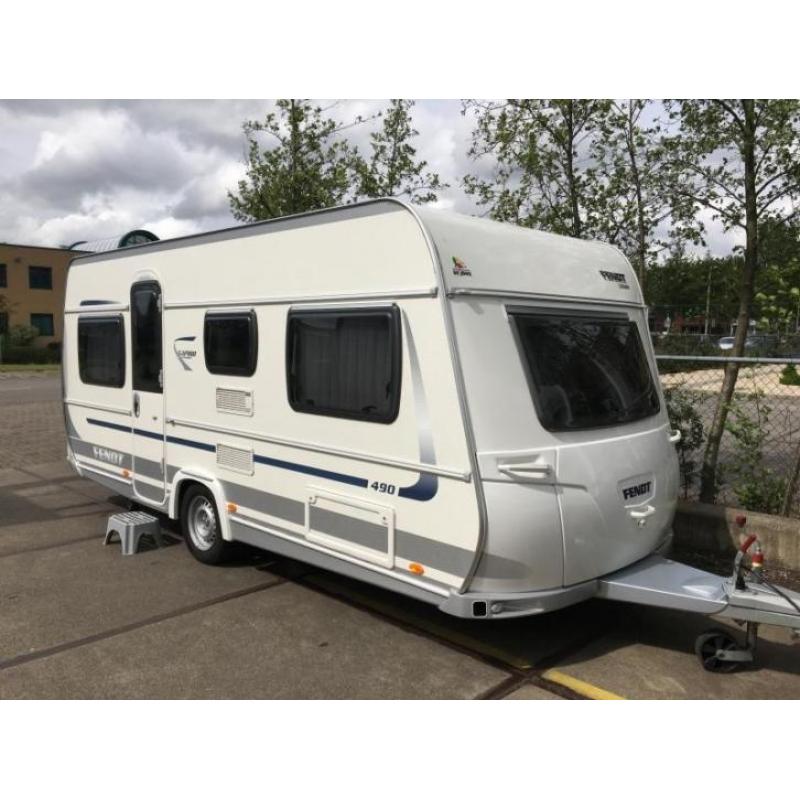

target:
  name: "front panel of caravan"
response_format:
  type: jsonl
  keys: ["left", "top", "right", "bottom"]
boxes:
{"left": 63, "top": 204, "right": 483, "bottom": 596}
{"left": 418, "top": 208, "right": 679, "bottom": 591}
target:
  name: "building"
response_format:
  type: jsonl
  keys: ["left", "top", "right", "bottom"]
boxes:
{"left": 0, "top": 229, "right": 158, "bottom": 348}
{"left": 0, "top": 243, "right": 83, "bottom": 346}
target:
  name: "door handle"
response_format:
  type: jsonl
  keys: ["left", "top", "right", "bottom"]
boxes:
{"left": 133, "top": 393, "right": 140, "bottom": 418}
{"left": 498, "top": 461, "right": 553, "bottom": 480}
{"left": 668, "top": 429, "right": 681, "bottom": 444}
{"left": 629, "top": 504, "right": 656, "bottom": 519}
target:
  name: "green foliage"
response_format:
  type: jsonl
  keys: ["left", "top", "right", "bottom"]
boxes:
{"left": 723, "top": 388, "right": 787, "bottom": 514}
{"left": 228, "top": 99, "right": 444, "bottom": 222}
{"left": 663, "top": 385, "right": 706, "bottom": 498}
{"left": 228, "top": 99, "right": 361, "bottom": 222}
{"left": 462, "top": 99, "right": 611, "bottom": 237}
{"left": 0, "top": 344, "right": 60, "bottom": 364}
{"left": 354, "top": 100, "right": 446, "bottom": 203}
{"left": 780, "top": 364, "right": 800, "bottom": 386}
{"left": 8, "top": 324, "right": 40, "bottom": 346}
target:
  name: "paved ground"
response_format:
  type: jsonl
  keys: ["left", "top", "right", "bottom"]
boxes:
{"left": 2, "top": 375, "right": 800, "bottom": 699}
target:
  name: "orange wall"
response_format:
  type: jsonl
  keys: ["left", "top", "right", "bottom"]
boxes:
{"left": 0, "top": 244, "right": 81, "bottom": 346}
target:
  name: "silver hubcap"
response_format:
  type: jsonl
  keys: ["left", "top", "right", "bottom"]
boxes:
{"left": 187, "top": 496, "right": 218, "bottom": 551}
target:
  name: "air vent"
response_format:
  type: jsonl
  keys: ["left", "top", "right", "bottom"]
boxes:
{"left": 216, "top": 387, "right": 253, "bottom": 416}
{"left": 216, "top": 443, "right": 254, "bottom": 475}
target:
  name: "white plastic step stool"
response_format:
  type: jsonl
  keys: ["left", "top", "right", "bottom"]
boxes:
{"left": 104, "top": 510, "right": 164, "bottom": 555}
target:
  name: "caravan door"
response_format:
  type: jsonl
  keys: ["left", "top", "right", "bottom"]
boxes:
{"left": 130, "top": 281, "right": 166, "bottom": 505}
{"left": 511, "top": 307, "right": 679, "bottom": 586}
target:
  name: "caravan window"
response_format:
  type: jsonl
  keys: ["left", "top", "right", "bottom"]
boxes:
{"left": 204, "top": 311, "right": 258, "bottom": 376}
{"left": 286, "top": 307, "right": 401, "bottom": 423}
{"left": 78, "top": 316, "right": 125, "bottom": 388}
{"left": 511, "top": 311, "right": 659, "bottom": 431}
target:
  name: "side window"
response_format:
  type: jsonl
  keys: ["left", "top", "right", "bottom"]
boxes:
{"left": 78, "top": 316, "right": 125, "bottom": 388}
{"left": 286, "top": 306, "right": 401, "bottom": 424}
{"left": 131, "top": 282, "right": 162, "bottom": 393}
{"left": 204, "top": 311, "right": 258, "bottom": 377}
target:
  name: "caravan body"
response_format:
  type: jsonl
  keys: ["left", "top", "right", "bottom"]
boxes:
{"left": 63, "top": 200, "right": 679, "bottom": 618}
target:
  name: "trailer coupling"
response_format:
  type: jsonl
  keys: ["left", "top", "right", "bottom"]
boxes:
{"left": 596, "top": 549, "right": 800, "bottom": 673}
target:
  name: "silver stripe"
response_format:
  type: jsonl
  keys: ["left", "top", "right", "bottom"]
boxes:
{"left": 447, "top": 287, "right": 644, "bottom": 309}
{"left": 222, "top": 481, "right": 305, "bottom": 526}
{"left": 167, "top": 417, "right": 470, "bottom": 481}
{"left": 309, "top": 506, "right": 388, "bottom": 552}
{"left": 65, "top": 304, "right": 129, "bottom": 314}
{"left": 69, "top": 200, "right": 403, "bottom": 266}
{"left": 133, "top": 480, "right": 166, "bottom": 503}
{"left": 229, "top": 516, "right": 450, "bottom": 599}
{"left": 68, "top": 435, "right": 164, "bottom": 481}
{"left": 164, "top": 287, "right": 437, "bottom": 310}
{"left": 65, "top": 398, "right": 132, "bottom": 417}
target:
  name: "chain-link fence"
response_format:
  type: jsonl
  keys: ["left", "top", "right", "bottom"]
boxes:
{"left": 657, "top": 355, "right": 800, "bottom": 517}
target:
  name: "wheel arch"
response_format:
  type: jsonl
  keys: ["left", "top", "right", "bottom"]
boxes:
{"left": 169, "top": 468, "right": 233, "bottom": 542}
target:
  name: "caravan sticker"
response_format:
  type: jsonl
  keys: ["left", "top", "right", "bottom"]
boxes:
{"left": 452, "top": 256, "right": 472, "bottom": 276}
{"left": 174, "top": 336, "right": 197, "bottom": 370}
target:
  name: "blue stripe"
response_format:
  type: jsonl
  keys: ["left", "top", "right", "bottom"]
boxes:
{"left": 86, "top": 417, "right": 435, "bottom": 500}
{"left": 166, "top": 434, "right": 215, "bottom": 453}
{"left": 253, "top": 453, "right": 368, "bottom": 488}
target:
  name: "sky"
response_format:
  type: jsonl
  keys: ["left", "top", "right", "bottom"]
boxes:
{"left": 0, "top": 99, "right": 739, "bottom": 254}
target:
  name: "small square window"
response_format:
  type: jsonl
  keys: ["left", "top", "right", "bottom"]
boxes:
{"left": 29, "top": 266, "right": 53, "bottom": 290}
{"left": 30, "top": 313, "right": 55, "bottom": 337}
{"left": 0, "top": 263, "right": 7, "bottom": 288}
{"left": 204, "top": 311, "right": 258, "bottom": 376}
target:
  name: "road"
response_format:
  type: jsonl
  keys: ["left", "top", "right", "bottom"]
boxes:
{"left": 1, "top": 374, "right": 799, "bottom": 699}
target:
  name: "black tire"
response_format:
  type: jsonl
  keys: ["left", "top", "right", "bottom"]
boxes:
{"left": 694, "top": 628, "right": 743, "bottom": 674}
{"left": 180, "top": 484, "right": 231, "bottom": 565}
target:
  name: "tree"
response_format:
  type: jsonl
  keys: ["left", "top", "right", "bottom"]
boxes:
{"left": 661, "top": 100, "right": 800, "bottom": 502}
{"left": 463, "top": 99, "right": 611, "bottom": 237}
{"left": 355, "top": 100, "right": 446, "bottom": 203}
{"left": 591, "top": 100, "right": 675, "bottom": 294}
{"left": 228, "top": 99, "right": 362, "bottom": 221}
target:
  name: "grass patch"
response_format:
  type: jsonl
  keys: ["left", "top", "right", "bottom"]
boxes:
{"left": 0, "top": 363, "right": 60, "bottom": 373}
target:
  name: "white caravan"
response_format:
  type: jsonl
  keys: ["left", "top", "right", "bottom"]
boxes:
{"left": 63, "top": 200, "right": 800, "bottom": 667}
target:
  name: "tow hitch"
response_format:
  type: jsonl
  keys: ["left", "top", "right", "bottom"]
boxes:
{"left": 596, "top": 515, "right": 800, "bottom": 674}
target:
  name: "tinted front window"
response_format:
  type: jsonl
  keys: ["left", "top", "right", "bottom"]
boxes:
{"left": 204, "top": 312, "right": 258, "bottom": 376}
{"left": 78, "top": 316, "right": 125, "bottom": 387}
{"left": 513, "top": 313, "right": 659, "bottom": 431}
{"left": 287, "top": 308, "right": 401, "bottom": 423}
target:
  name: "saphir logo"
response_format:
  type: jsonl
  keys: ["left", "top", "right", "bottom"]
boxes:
{"left": 452, "top": 256, "right": 472, "bottom": 277}
{"left": 174, "top": 336, "right": 197, "bottom": 370}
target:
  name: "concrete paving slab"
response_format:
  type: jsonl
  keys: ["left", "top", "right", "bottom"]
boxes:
{"left": 299, "top": 572, "right": 627, "bottom": 670}
{"left": 0, "top": 513, "right": 109, "bottom": 557}
{"left": 0, "top": 537, "right": 282, "bottom": 663}
{"left": 25, "top": 461, "right": 77, "bottom": 480}
{"left": 24, "top": 488, "right": 102, "bottom": 511}
{"left": 504, "top": 684, "right": 563, "bottom": 700}
{"left": 0, "top": 469, "right": 39, "bottom": 487}
{"left": 554, "top": 605, "right": 800, "bottom": 699}
{"left": 0, "top": 582, "right": 509, "bottom": 699}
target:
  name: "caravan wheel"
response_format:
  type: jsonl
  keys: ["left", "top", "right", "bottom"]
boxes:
{"left": 181, "top": 484, "right": 231, "bottom": 565}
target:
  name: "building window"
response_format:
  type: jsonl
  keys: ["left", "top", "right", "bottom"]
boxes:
{"left": 30, "top": 313, "right": 55, "bottom": 337}
{"left": 286, "top": 307, "right": 401, "bottom": 424}
{"left": 78, "top": 316, "right": 125, "bottom": 388}
{"left": 29, "top": 266, "right": 53, "bottom": 290}
{"left": 0, "top": 312, "right": 8, "bottom": 336}
{"left": 0, "top": 263, "right": 7, "bottom": 288}
{"left": 204, "top": 311, "right": 258, "bottom": 376}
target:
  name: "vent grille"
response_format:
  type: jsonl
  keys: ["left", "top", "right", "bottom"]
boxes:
{"left": 216, "top": 387, "right": 253, "bottom": 416}
{"left": 216, "top": 443, "right": 254, "bottom": 475}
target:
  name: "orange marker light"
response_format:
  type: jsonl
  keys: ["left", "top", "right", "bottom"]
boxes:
{"left": 409, "top": 563, "right": 425, "bottom": 575}
{"left": 226, "top": 502, "right": 238, "bottom": 514}
{"left": 121, "top": 469, "right": 130, "bottom": 478}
